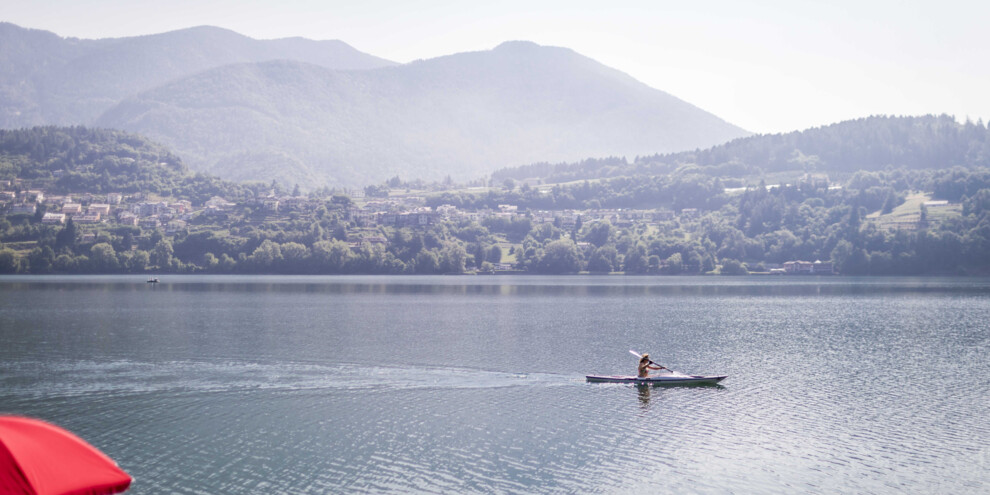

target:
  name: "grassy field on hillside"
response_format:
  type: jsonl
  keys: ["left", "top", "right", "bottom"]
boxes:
{"left": 866, "top": 192, "right": 962, "bottom": 229}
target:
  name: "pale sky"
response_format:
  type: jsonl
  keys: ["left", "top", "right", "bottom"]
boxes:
{"left": 4, "top": 0, "right": 989, "bottom": 134}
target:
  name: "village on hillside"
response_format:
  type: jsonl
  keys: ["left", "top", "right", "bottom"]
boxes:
{"left": 0, "top": 176, "right": 861, "bottom": 275}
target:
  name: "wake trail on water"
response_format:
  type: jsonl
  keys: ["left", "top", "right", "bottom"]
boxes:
{"left": 0, "top": 359, "right": 581, "bottom": 401}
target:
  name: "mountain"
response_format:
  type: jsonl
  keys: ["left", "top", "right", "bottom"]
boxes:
{"left": 1, "top": 24, "right": 749, "bottom": 189}
{"left": 0, "top": 22, "right": 397, "bottom": 127}
{"left": 492, "top": 115, "right": 990, "bottom": 184}
{"left": 96, "top": 41, "right": 749, "bottom": 188}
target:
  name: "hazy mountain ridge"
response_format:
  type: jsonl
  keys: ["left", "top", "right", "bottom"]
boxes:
{"left": 96, "top": 40, "right": 749, "bottom": 188}
{"left": 2, "top": 23, "right": 750, "bottom": 189}
{"left": 0, "top": 22, "right": 397, "bottom": 127}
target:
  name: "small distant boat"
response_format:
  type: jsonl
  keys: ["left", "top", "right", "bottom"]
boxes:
{"left": 146, "top": 277, "right": 159, "bottom": 284}
{"left": 586, "top": 374, "right": 727, "bottom": 386}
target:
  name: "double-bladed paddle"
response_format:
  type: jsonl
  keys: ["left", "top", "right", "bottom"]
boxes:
{"left": 629, "top": 349, "right": 668, "bottom": 371}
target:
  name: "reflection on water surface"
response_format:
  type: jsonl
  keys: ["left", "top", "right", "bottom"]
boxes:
{"left": 1, "top": 275, "right": 987, "bottom": 493}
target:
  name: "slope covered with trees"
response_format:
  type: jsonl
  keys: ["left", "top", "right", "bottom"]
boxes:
{"left": 3, "top": 124, "right": 990, "bottom": 276}
{"left": 427, "top": 166, "right": 990, "bottom": 275}
{"left": 493, "top": 115, "right": 990, "bottom": 183}
{"left": 0, "top": 126, "right": 253, "bottom": 203}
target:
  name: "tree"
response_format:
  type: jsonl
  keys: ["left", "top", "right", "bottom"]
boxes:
{"left": 220, "top": 253, "right": 237, "bottom": 272}
{"left": 440, "top": 244, "right": 467, "bottom": 273}
{"left": 364, "top": 184, "right": 389, "bottom": 198}
{"left": 719, "top": 258, "right": 748, "bottom": 275}
{"left": 54, "top": 218, "right": 77, "bottom": 253}
{"left": 583, "top": 221, "right": 614, "bottom": 247}
{"left": 472, "top": 243, "right": 486, "bottom": 269}
{"left": 28, "top": 246, "right": 55, "bottom": 274}
{"left": 117, "top": 230, "right": 136, "bottom": 253}
{"left": 53, "top": 254, "right": 75, "bottom": 272}
{"left": 415, "top": 249, "right": 440, "bottom": 274}
{"left": 312, "top": 240, "right": 352, "bottom": 273}
{"left": 308, "top": 223, "right": 325, "bottom": 244}
{"left": 831, "top": 240, "right": 870, "bottom": 275}
{"left": 151, "top": 239, "right": 174, "bottom": 269}
{"left": 587, "top": 246, "right": 617, "bottom": 273}
{"left": 663, "top": 253, "right": 684, "bottom": 274}
{"left": 125, "top": 250, "right": 150, "bottom": 272}
{"left": 32, "top": 204, "right": 47, "bottom": 223}
{"left": 487, "top": 245, "right": 503, "bottom": 263}
{"left": 330, "top": 195, "right": 353, "bottom": 208}
{"left": 249, "top": 240, "right": 283, "bottom": 270}
{"left": 90, "top": 243, "right": 119, "bottom": 272}
{"left": 537, "top": 239, "right": 582, "bottom": 273}
{"left": 0, "top": 249, "right": 17, "bottom": 273}
{"left": 623, "top": 245, "right": 648, "bottom": 274}
{"left": 280, "top": 242, "right": 310, "bottom": 272}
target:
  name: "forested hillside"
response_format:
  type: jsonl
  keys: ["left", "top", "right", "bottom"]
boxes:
{"left": 424, "top": 165, "right": 990, "bottom": 275}
{"left": 493, "top": 115, "right": 990, "bottom": 183}
{"left": 2, "top": 125, "right": 990, "bottom": 276}
{"left": 0, "top": 126, "right": 251, "bottom": 204}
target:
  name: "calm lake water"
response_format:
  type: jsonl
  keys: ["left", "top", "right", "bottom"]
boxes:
{"left": 1, "top": 275, "right": 988, "bottom": 493}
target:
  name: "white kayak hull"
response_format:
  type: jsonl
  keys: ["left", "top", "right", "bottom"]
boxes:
{"left": 586, "top": 374, "right": 727, "bottom": 386}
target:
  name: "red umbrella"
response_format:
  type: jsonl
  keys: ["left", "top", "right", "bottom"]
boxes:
{"left": 0, "top": 416, "right": 131, "bottom": 495}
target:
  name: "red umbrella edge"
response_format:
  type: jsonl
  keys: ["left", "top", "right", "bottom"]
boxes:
{"left": 0, "top": 416, "right": 131, "bottom": 495}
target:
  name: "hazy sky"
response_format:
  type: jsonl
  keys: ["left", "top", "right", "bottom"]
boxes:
{"left": 5, "top": 0, "right": 989, "bottom": 134}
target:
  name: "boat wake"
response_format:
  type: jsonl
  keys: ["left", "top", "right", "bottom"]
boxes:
{"left": 0, "top": 359, "right": 579, "bottom": 401}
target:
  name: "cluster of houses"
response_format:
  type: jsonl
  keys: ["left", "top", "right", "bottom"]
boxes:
{"left": 793, "top": 260, "right": 834, "bottom": 274}
{"left": 346, "top": 197, "right": 684, "bottom": 230}
{"left": 246, "top": 194, "right": 693, "bottom": 234}
{"left": 0, "top": 182, "right": 198, "bottom": 234}
{"left": 771, "top": 260, "right": 835, "bottom": 275}
{"left": 2, "top": 174, "right": 708, "bottom": 237}
{"left": 1, "top": 180, "right": 839, "bottom": 274}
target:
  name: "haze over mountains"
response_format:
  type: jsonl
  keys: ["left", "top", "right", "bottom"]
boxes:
{"left": 0, "top": 23, "right": 396, "bottom": 126}
{"left": 1, "top": 23, "right": 749, "bottom": 188}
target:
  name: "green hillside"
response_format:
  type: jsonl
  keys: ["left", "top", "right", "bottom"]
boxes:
{"left": 0, "top": 126, "right": 247, "bottom": 204}
{"left": 3, "top": 125, "right": 990, "bottom": 276}
{"left": 493, "top": 115, "right": 990, "bottom": 184}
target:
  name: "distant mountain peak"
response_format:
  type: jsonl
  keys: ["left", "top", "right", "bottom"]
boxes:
{"left": 162, "top": 25, "right": 240, "bottom": 35}
{"left": 491, "top": 40, "right": 578, "bottom": 57}
{"left": 494, "top": 40, "right": 543, "bottom": 50}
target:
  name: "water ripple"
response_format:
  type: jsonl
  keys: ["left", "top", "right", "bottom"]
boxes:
{"left": 3, "top": 276, "right": 988, "bottom": 494}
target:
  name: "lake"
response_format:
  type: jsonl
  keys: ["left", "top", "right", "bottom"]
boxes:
{"left": 1, "top": 275, "right": 988, "bottom": 493}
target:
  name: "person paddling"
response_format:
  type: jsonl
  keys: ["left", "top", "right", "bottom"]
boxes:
{"left": 638, "top": 353, "right": 666, "bottom": 377}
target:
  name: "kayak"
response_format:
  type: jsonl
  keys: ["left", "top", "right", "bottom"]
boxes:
{"left": 586, "top": 373, "right": 727, "bottom": 386}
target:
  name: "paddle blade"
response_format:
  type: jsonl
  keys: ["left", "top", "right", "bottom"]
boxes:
{"left": 629, "top": 350, "right": 642, "bottom": 358}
